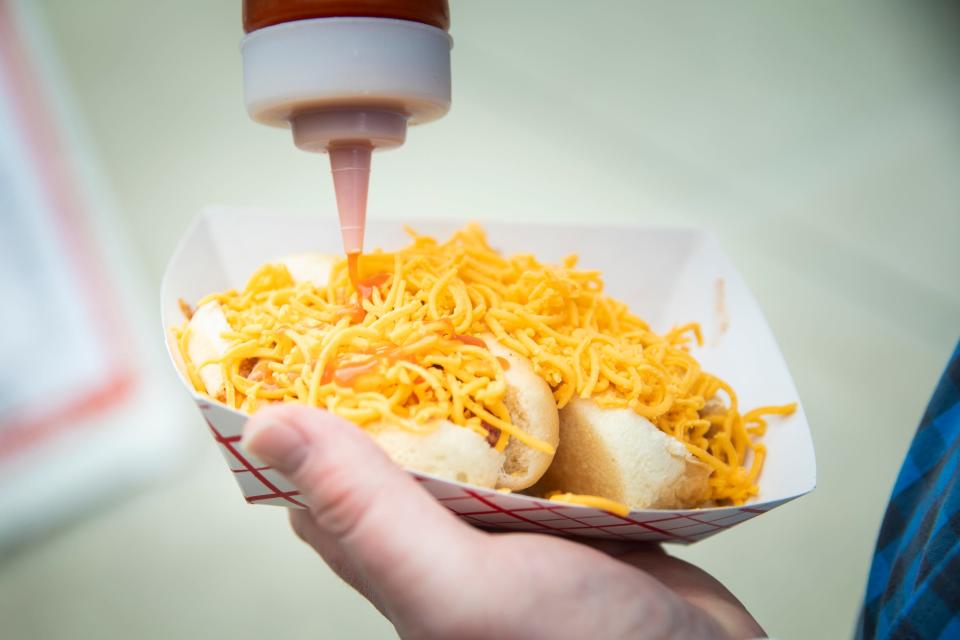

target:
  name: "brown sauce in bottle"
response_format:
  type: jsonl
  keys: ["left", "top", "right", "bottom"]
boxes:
{"left": 243, "top": 0, "right": 450, "bottom": 34}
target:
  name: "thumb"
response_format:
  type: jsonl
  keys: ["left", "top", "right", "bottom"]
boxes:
{"left": 241, "top": 405, "right": 482, "bottom": 602}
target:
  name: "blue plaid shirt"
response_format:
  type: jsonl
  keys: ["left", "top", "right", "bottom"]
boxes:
{"left": 858, "top": 342, "right": 960, "bottom": 639}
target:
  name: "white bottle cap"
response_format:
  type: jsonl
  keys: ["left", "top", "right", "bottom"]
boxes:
{"left": 241, "top": 17, "right": 452, "bottom": 133}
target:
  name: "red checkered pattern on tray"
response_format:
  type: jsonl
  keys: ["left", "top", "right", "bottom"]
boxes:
{"left": 415, "top": 476, "right": 782, "bottom": 544}
{"left": 198, "top": 402, "right": 780, "bottom": 542}
{"left": 200, "top": 402, "right": 306, "bottom": 508}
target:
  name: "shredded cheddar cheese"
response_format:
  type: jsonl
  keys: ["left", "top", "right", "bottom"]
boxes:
{"left": 175, "top": 224, "right": 796, "bottom": 505}
{"left": 548, "top": 492, "right": 631, "bottom": 517}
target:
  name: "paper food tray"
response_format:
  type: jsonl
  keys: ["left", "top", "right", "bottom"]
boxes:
{"left": 161, "top": 206, "right": 816, "bottom": 544}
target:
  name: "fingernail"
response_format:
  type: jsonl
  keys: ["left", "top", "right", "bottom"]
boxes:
{"left": 241, "top": 417, "right": 308, "bottom": 474}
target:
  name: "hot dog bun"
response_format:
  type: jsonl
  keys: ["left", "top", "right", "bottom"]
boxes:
{"left": 370, "top": 338, "right": 558, "bottom": 491}
{"left": 278, "top": 253, "right": 337, "bottom": 288}
{"left": 484, "top": 337, "right": 560, "bottom": 491}
{"left": 184, "top": 256, "right": 557, "bottom": 491}
{"left": 184, "top": 252, "right": 337, "bottom": 399}
{"left": 369, "top": 421, "right": 505, "bottom": 488}
{"left": 185, "top": 300, "right": 232, "bottom": 399}
{"left": 532, "top": 398, "right": 710, "bottom": 509}
{"left": 185, "top": 297, "right": 503, "bottom": 488}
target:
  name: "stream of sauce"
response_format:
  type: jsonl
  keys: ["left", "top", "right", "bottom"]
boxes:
{"left": 347, "top": 251, "right": 362, "bottom": 291}
{"left": 341, "top": 252, "right": 392, "bottom": 324}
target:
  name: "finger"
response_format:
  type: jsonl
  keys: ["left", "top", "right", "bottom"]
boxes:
{"left": 242, "top": 405, "right": 484, "bottom": 607}
{"left": 288, "top": 509, "right": 384, "bottom": 613}
{"left": 578, "top": 539, "right": 666, "bottom": 559}
{"left": 612, "top": 549, "right": 765, "bottom": 638}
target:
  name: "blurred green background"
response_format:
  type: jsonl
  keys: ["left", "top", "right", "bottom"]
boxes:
{"left": 1, "top": 1, "right": 959, "bottom": 638}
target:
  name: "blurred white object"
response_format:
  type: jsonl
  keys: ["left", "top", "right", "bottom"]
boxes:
{"left": 0, "top": 0, "right": 188, "bottom": 548}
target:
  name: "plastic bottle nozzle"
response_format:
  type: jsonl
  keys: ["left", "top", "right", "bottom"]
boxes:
{"left": 291, "top": 109, "right": 407, "bottom": 256}
{"left": 329, "top": 144, "right": 372, "bottom": 256}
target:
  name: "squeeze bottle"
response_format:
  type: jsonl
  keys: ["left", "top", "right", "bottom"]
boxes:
{"left": 241, "top": 1, "right": 452, "bottom": 256}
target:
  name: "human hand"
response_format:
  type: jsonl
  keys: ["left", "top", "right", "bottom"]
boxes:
{"left": 242, "top": 405, "right": 766, "bottom": 640}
